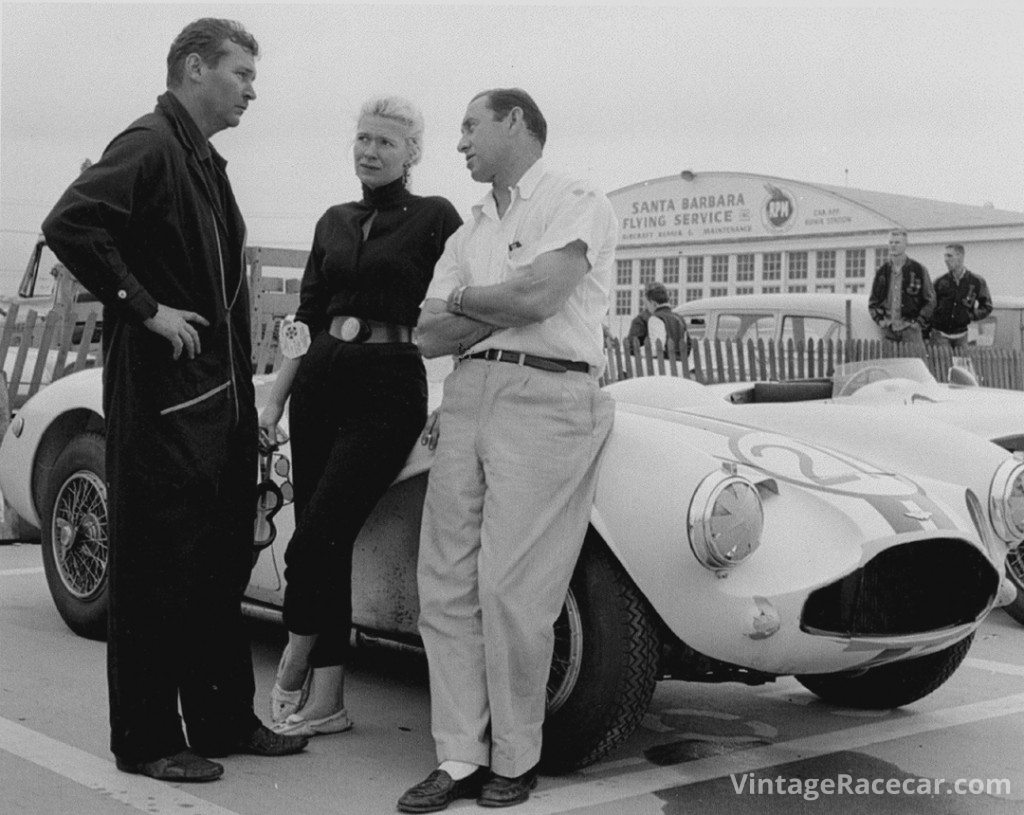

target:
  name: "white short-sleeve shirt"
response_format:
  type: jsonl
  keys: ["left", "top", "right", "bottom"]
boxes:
{"left": 425, "top": 159, "right": 618, "bottom": 370}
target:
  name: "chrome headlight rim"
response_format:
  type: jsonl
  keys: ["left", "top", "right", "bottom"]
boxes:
{"left": 688, "top": 470, "right": 764, "bottom": 570}
{"left": 990, "top": 459, "right": 1024, "bottom": 544}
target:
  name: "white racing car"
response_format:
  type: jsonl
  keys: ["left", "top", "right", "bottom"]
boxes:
{"left": 1, "top": 360, "right": 1022, "bottom": 772}
{"left": 699, "top": 357, "right": 1024, "bottom": 623}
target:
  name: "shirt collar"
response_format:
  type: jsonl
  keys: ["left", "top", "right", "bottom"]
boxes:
{"left": 472, "top": 158, "right": 546, "bottom": 220}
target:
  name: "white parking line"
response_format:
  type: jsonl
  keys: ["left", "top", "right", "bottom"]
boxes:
{"left": 0, "top": 718, "right": 243, "bottom": 815}
{"left": 964, "top": 656, "right": 1024, "bottom": 677}
{"left": 0, "top": 567, "right": 43, "bottom": 577}
{"left": 521, "top": 691, "right": 1024, "bottom": 814}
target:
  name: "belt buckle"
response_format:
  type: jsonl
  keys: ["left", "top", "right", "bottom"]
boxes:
{"left": 339, "top": 317, "right": 369, "bottom": 342}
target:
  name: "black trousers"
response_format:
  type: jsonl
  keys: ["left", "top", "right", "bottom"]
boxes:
{"left": 107, "top": 386, "right": 259, "bottom": 762}
{"left": 282, "top": 333, "right": 426, "bottom": 667}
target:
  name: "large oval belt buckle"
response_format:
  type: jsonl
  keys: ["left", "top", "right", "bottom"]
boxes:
{"left": 340, "top": 317, "right": 370, "bottom": 342}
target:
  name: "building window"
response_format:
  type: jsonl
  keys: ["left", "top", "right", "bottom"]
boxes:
{"left": 788, "top": 252, "right": 808, "bottom": 280}
{"left": 846, "top": 283, "right": 863, "bottom": 293}
{"left": 788, "top": 284, "right": 807, "bottom": 293}
{"left": 815, "top": 284, "right": 835, "bottom": 293}
{"left": 616, "top": 259, "right": 633, "bottom": 286}
{"left": 667, "top": 288, "right": 679, "bottom": 307}
{"left": 615, "top": 289, "right": 632, "bottom": 315}
{"left": 875, "top": 246, "right": 889, "bottom": 269}
{"left": 763, "top": 252, "right": 782, "bottom": 281}
{"left": 762, "top": 285, "right": 781, "bottom": 294}
{"left": 736, "top": 286, "right": 754, "bottom": 295}
{"left": 710, "top": 287, "right": 728, "bottom": 298}
{"left": 639, "top": 258, "right": 657, "bottom": 284}
{"left": 845, "top": 248, "right": 866, "bottom": 279}
{"left": 736, "top": 254, "right": 755, "bottom": 282}
{"left": 711, "top": 255, "right": 729, "bottom": 283}
{"left": 815, "top": 250, "right": 836, "bottom": 279}
{"left": 686, "top": 287, "right": 703, "bottom": 301}
{"left": 686, "top": 256, "right": 704, "bottom": 283}
{"left": 662, "top": 256, "right": 680, "bottom": 284}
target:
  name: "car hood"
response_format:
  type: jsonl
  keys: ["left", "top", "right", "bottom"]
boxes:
{"left": 833, "top": 381, "right": 1024, "bottom": 449}
{"left": 606, "top": 377, "right": 1012, "bottom": 489}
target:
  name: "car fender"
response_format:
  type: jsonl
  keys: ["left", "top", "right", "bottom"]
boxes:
{"left": 0, "top": 368, "right": 103, "bottom": 527}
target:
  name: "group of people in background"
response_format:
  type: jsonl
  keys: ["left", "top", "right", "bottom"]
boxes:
{"left": 869, "top": 228, "right": 993, "bottom": 349}
{"left": 626, "top": 226, "right": 994, "bottom": 356}
{"left": 41, "top": 16, "right": 616, "bottom": 812}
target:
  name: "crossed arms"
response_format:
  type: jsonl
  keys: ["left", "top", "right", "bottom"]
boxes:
{"left": 414, "top": 240, "right": 589, "bottom": 359}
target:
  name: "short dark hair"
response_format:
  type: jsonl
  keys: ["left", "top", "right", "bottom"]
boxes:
{"left": 645, "top": 281, "right": 669, "bottom": 304}
{"left": 473, "top": 88, "right": 547, "bottom": 147}
{"left": 945, "top": 243, "right": 965, "bottom": 256}
{"left": 166, "top": 18, "right": 259, "bottom": 87}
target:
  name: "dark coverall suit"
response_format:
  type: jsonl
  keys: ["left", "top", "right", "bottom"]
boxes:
{"left": 42, "top": 92, "right": 261, "bottom": 763}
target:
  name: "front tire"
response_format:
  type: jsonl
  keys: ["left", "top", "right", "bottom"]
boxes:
{"left": 540, "top": 536, "right": 660, "bottom": 773}
{"left": 1003, "top": 546, "right": 1024, "bottom": 625}
{"left": 795, "top": 634, "right": 974, "bottom": 709}
{"left": 40, "top": 432, "right": 109, "bottom": 640}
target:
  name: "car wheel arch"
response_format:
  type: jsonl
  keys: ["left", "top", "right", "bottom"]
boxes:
{"left": 30, "top": 408, "right": 104, "bottom": 521}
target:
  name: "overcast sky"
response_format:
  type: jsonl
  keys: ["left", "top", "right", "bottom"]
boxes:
{"left": 3, "top": 1, "right": 1023, "bottom": 287}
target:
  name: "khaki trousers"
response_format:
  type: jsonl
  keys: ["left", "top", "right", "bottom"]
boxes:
{"left": 417, "top": 359, "right": 614, "bottom": 777}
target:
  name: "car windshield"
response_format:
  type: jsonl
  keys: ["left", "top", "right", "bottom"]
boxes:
{"left": 831, "top": 358, "right": 937, "bottom": 398}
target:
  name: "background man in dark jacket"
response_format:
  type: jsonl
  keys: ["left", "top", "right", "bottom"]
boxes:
{"left": 42, "top": 17, "right": 307, "bottom": 783}
{"left": 868, "top": 228, "right": 935, "bottom": 343}
{"left": 930, "top": 243, "right": 993, "bottom": 348}
{"left": 626, "top": 281, "right": 690, "bottom": 356}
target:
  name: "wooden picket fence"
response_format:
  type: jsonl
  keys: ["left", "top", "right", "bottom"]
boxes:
{"left": 4, "top": 243, "right": 1023, "bottom": 409}
{"left": 0, "top": 301, "right": 103, "bottom": 409}
{"left": 603, "top": 336, "right": 1024, "bottom": 390}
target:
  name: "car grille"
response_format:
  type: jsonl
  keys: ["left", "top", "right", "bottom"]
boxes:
{"left": 801, "top": 539, "right": 998, "bottom": 637}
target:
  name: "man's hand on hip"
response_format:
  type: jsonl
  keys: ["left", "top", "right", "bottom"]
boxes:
{"left": 143, "top": 304, "right": 210, "bottom": 359}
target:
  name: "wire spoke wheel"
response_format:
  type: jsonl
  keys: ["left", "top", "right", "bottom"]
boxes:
{"left": 51, "top": 470, "right": 108, "bottom": 600}
{"left": 547, "top": 588, "right": 584, "bottom": 714}
{"left": 41, "top": 432, "right": 110, "bottom": 639}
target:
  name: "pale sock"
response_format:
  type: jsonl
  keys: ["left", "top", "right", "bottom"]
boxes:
{"left": 439, "top": 760, "right": 480, "bottom": 781}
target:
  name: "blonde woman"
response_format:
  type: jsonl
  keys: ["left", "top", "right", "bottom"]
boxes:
{"left": 259, "top": 96, "right": 461, "bottom": 735}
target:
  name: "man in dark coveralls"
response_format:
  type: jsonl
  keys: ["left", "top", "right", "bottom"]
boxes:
{"left": 42, "top": 18, "right": 307, "bottom": 782}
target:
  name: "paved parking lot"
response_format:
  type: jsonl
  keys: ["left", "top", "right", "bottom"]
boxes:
{"left": 3, "top": 540, "right": 1023, "bottom": 814}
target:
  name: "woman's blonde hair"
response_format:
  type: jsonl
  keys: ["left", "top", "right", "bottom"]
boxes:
{"left": 359, "top": 95, "right": 425, "bottom": 169}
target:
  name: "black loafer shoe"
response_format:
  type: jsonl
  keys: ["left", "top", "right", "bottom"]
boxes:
{"left": 115, "top": 749, "right": 224, "bottom": 782}
{"left": 477, "top": 768, "right": 539, "bottom": 808}
{"left": 397, "top": 767, "right": 488, "bottom": 813}
{"left": 194, "top": 724, "right": 309, "bottom": 758}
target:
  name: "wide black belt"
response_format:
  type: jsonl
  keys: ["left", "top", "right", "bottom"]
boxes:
{"left": 329, "top": 316, "right": 412, "bottom": 344}
{"left": 464, "top": 348, "right": 590, "bottom": 374}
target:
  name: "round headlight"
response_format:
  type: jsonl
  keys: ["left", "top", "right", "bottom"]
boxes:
{"left": 990, "top": 460, "right": 1024, "bottom": 543}
{"left": 688, "top": 472, "right": 764, "bottom": 570}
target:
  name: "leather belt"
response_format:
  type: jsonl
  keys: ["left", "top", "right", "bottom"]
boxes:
{"left": 464, "top": 348, "right": 590, "bottom": 374}
{"left": 329, "top": 316, "right": 412, "bottom": 344}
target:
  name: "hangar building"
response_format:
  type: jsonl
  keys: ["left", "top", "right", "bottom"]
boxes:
{"left": 606, "top": 171, "right": 1024, "bottom": 338}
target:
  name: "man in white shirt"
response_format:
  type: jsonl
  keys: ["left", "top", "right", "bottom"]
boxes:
{"left": 398, "top": 88, "right": 617, "bottom": 812}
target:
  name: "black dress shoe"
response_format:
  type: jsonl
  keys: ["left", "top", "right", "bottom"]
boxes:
{"left": 397, "top": 767, "right": 488, "bottom": 813}
{"left": 477, "top": 767, "right": 539, "bottom": 808}
{"left": 115, "top": 748, "right": 224, "bottom": 782}
{"left": 194, "top": 724, "right": 309, "bottom": 758}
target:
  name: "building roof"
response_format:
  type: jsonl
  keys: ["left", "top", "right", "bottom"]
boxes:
{"left": 608, "top": 171, "right": 1024, "bottom": 235}
{"left": 810, "top": 181, "right": 1024, "bottom": 231}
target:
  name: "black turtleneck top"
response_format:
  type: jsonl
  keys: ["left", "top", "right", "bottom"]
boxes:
{"left": 294, "top": 177, "right": 462, "bottom": 335}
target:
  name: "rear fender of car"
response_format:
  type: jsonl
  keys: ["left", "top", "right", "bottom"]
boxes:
{"left": 0, "top": 369, "right": 103, "bottom": 527}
